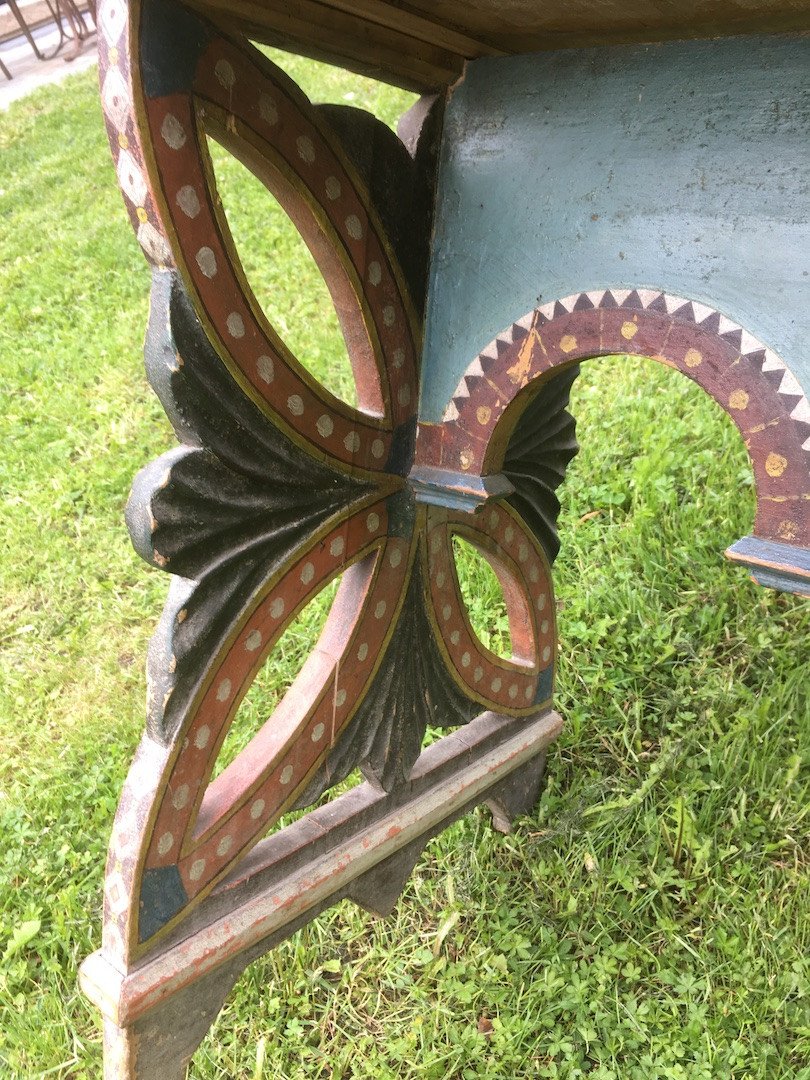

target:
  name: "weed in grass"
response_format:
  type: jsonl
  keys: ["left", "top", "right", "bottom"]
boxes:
{"left": 1, "top": 56, "right": 808, "bottom": 1080}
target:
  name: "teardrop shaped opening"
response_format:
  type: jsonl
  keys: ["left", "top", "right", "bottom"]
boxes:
{"left": 452, "top": 535, "right": 513, "bottom": 660}
{"left": 204, "top": 131, "right": 382, "bottom": 413}
{"left": 195, "top": 552, "right": 379, "bottom": 841}
{"left": 209, "top": 574, "right": 342, "bottom": 785}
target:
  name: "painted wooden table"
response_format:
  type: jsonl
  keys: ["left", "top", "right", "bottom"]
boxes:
{"left": 80, "top": 2, "right": 810, "bottom": 1075}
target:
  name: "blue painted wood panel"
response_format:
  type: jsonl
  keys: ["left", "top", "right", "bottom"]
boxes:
{"left": 420, "top": 34, "right": 809, "bottom": 421}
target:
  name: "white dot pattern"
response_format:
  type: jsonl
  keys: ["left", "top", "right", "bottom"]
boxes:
{"left": 227, "top": 312, "right": 245, "bottom": 338}
{"left": 257, "top": 355, "right": 274, "bottom": 383}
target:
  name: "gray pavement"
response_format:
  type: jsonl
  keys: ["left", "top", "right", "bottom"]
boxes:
{"left": 0, "top": 13, "right": 97, "bottom": 111}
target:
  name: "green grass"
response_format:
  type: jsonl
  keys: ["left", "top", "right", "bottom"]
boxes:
{"left": 1, "top": 54, "right": 808, "bottom": 1080}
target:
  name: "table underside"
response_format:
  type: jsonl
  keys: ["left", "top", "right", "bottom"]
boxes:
{"left": 185, "top": 0, "right": 810, "bottom": 89}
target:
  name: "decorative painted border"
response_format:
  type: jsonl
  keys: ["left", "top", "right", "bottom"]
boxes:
{"left": 415, "top": 288, "right": 810, "bottom": 554}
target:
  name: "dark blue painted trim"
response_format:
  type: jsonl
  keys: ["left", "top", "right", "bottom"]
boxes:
{"left": 726, "top": 535, "right": 810, "bottom": 597}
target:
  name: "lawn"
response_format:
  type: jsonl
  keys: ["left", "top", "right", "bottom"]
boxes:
{"left": 1, "top": 53, "right": 808, "bottom": 1080}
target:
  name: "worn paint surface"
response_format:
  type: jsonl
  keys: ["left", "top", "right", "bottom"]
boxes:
{"left": 421, "top": 34, "right": 810, "bottom": 420}
{"left": 92, "top": 0, "right": 570, "bottom": 978}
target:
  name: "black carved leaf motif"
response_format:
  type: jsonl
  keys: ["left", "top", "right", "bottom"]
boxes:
{"left": 503, "top": 366, "right": 580, "bottom": 562}
{"left": 127, "top": 274, "right": 372, "bottom": 741}
{"left": 294, "top": 554, "right": 477, "bottom": 804}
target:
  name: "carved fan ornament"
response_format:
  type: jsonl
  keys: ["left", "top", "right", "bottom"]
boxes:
{"left": 98, "top": 0, "right": 575, "bottom": 961}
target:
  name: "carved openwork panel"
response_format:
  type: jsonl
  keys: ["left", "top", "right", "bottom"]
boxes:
{"left": 93, "top": 0, "right": 571, "bottom": 971}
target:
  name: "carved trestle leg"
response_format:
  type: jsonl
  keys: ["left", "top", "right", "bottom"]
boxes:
{"left": 85, "top": 0, "right": 581, "bottom": 1073}
{"left": 83, "top": 713, "right": 562, "bottom": 1078}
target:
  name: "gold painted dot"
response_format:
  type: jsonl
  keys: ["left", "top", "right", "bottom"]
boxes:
{"left": 245, "top": 631, "right": 262, "bottom": 653}
{"left": 250, "top": 798, "right": 265, "bottom": 820}
{"left": 371, "top": 438, "right": 385, "bottom": 459}
{"left": 765, "top": 452, "right": 787, "bottom": 478}
{"left": 442, "top": 604, "right": 452, "bottom": 621}
{"left": 108, "top": 46, "right": 119, "bottom": 64}
{"left": 280, "top": 764, "right": 294, "bottom": 785}
{"left": 335, "top": 688, "right": 347, "bottom": 708}
{"left": 542, "top": 645, "right": 552, "bottom": 662}
{"left": 777, "top": 519, "right": 798, "bottom": 541}
{"left": 300, "top": 561, "right": 315, "bottom": 585}
{"left": 477, "top": 405, "right": 492, "bottom": 426}
{"left": 194, "top": 725, "right": 210, "bottom": 750}
{"left": 508, "top": 683, "right": 518, "bottom": 699}
{"left": 524, "top": 686, "right": 533, "bottom": 701}
{"left": 118, "top": 132, "right": 129, "bottom": 149}
{"left": 389, "top": 548, "right": 403, "bottom": 569}
{"left": 312, "top": 722, "right": 325, "bottom": 742}
{"left": 474, "top": 666, "right": 483, "bottom": 682}
{"left": 621, "top": 321, "right": 638, "bottom": 340}
{"left": 450, "top": 630, "right": 460, "bottom": 645}
{"left": 270, "top": 597, "right": 285, "bottom": 619}
{"left": 217, "top": 835, "right": 233, "bottom": 857}
{"left": 560, "top": 335, "right": 578, "bottom": 354}
{"left": 729, "top": 389, "right": 749, "bottom": 410}
{"left": 216, "top": 678, "right": 232, "bottom": 702}
{"left": 684, "top": 348, "right": 703, "bottom": 368}
{"left": 461, "top": 651, "right": 471, "bottom": 668}
{"left": 330, "top": 536, "right": 345, "bottom": 557}
{"left": 491, "top": 677, "right": 502, "bottom": 693}
{"left": 357, "top": 642, "right": 369, "bottom": 662}
{"left": 136, "top": 206, "right": 148, "bottom": 223}
{"left": 375, "top": 600, "right": 387, "bottom": 619}
{"left": 459, "top": 449, "right": 473, "bottom": 471}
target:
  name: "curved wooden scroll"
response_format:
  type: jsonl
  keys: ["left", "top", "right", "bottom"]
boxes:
{"left": 414, "top": 288, "right": 810, "bottom": 594}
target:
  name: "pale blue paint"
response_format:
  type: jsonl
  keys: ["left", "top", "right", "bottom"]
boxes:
{"left": 420, "top": 34, "right": 810, "bottom": 421}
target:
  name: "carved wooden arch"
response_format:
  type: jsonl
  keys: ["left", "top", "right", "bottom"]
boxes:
{"left": 413, "top": 288, "right": 810, "bottom": 593}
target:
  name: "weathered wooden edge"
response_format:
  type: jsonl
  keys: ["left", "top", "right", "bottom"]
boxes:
{"left": 726, "top": 535, "right": 810, "bottom": 596}
{"left": 80, "top": 707, "right": 562, "bottom": 1027}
